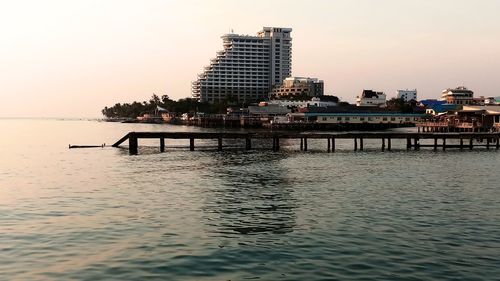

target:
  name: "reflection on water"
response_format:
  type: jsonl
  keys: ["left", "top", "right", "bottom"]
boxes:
{"left": 203, "top": 152, "right": 297, "bottom": 235}
{"left": 1, "top": 119, "right": 500, "bottom": 280}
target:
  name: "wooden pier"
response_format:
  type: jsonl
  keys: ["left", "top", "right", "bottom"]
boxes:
{"left": 112, "top": 132, "right": 500, "bottom": 155}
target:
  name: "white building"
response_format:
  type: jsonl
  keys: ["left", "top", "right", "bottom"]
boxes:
{"left": 192, "top": 27, "right": 292, "bottom": 103}
{"left": 356, "top": 90, "right": 386, "bottom": 107}
{"left": 397, "top": 89, "right": 417, "bottom": 102}
{"left": 270, "top": 77, "right": 324, "bottom": 99}
{"left": 441, "top": 86, "right": 474, "bottom": 105}
{"left": 268, "top": 97, "right": 337, "bottom": 108}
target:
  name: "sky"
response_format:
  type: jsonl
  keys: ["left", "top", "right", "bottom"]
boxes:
{"left": 1, "top": 0, "right": 499, "bottom": 118}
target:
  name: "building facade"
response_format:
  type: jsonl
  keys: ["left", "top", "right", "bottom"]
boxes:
{"left": 441, "top": 86, "right": 474, "bottom": 105}
{"left": 356, "top": 90, "right": 386, "bottom": 107}
{"left": 192, "top": 27, "right": 292, "bottom": 103}
{"left": 397, "top": 89, "right": 417, "bottom": 102}
{"left": 270, "top": 77, "right": 324, "bottom": 99}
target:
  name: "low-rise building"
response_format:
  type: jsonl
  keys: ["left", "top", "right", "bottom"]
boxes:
{"left": 268, "top": 96, "right": 338, "bottom": 108}
{"left": 356, "top": 90, "right": 386, "bottom": 107}
{"left": 270, "top": 77, "right": 324, "bottom": 99}
{"left": 441, "top": 86, "right": 474, "bottom": 105}
{"left": 397, "top": 89, "right": 417, "bottom": 102}
{"left": 286, "top": 112, "right": 423, "bottom": 124}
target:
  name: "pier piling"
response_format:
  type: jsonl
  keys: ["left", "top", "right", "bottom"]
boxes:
{"left": 129, "top": 134, "right": 138, "bottom": 155}
{"left": 160, "top": 137, "right": 165, "bottom": 152}
{"left": 387, "top": 138, "right": 391, "bottom": 151}
{"left": 360, "top": 138, "right": 364, "bottom": 151}
{"left": 190, "top": 138, "right": 194, "bottom": 151}
{"left": 218, "top": 137, "right": 223, "bottom": 151}
{"left": 382, "top": 138, "right": 385, "bottom": 151}
{"left": 332, "top": 138, "right": 336, "bottom": 152}
{"left": 354, "top": 138, "right": 358, "bottom": 151}
{"left": 245, "top": 137, "right": 251, "bottom": 150}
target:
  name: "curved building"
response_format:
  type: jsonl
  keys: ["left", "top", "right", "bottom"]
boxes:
{"left": 192, "top": 27, "right": 292, "bottom": 103}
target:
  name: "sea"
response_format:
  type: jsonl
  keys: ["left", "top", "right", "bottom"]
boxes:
{"left": 1, "top": 118, "right": 499, "bottom": 281}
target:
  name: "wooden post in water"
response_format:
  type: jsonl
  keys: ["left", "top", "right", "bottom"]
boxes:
{"left": 359, "top": 138, "right": 364, "bottom": 151}
{"left": 275, "top": 137, "right": 280, "bottom": 151}
{"left": 354, "top": 138, "right": 358, "bottom": 151}
{"left": 486, "top": 138, "right": 490, "bottom": 150}
{"left": 496, "top": 137, "right": 500, "bottom": 150}
{"left": 382, "top": 138, "right": 385, "bottom": 151}
{"left": 460, "top": 138, "right": 463, "bottom": 150}
{"left": 300, "top": 138, "right": 303, "bottom": 151}
{"left": 218, "top": 137, "right": 223, "bottom": 151}
{"left": 434, "top": 138, "right": 438, "bottom": 152}
{"left": 327, "top": 138, "right": 331, "bottom": 152}
{"left": 332, "top": 138, "right": 336, "bottom": 153}
{"left": 414, "top": 137, "right": 420, "bottom": 151}
{"left": 190, "top": 138, "right": 194, "bottom": 151}
{"left": 129, "top": 134, "right": 138, "bottom": 155}
{"left": 406, "top": 138, "right": 411, "bottom": 150}
{"left": 304, "top": 138, "right": 308, "bottom": 151}
{"left": 160, "top": 137, "right": 165, "bottom": 152}
{"left": 442, "top": 138, "right": 446, "bottom": 151}
{"left": 245, "top": 137, "right": 251, "bottom": 150}
{"left": 469, "top": 138, "right": 473, "bottom": 150}
{"left": 387, "top": 138, "right": 391, "bottom": 151}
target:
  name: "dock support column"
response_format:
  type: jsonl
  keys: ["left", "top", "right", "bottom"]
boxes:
{"left": 354, "top": 138, "right": 358, "bottom": 151}
{"left": 496, "top": 137, "right": 500, "bottom": 150}
{"left": 414, "top": 137, "right": 420, "bottom": 151}
{"left": 129, "top": 134, "right": 138, "bottom": 155}
{"left": 382, "top": 138, "right": 385, "bottom": 151}
{"left": 434, "top": 138, "right": 438, "bottom": 152}
{"left": 442, "top": 138, "right": 446, "bottom": 151}
{"left": 218, "top": 138, "right": 223, "bottom": 151}
{"left": 469, "top": 138, "right": 473, "bottom": 150}
{"left": 272, "top": 137, "right": 280, "bottom": 152}
{"left": 460, "top": 138, "right": 463, "bottom": 150}
{"left": 245, "top": 137, "right": 251, "bottom": 150}
{"left": 387, "top": 138, "right": 391, "bottom": 151}
{"left": 327, "top": 138, "right": 331, "bottom": 152}
{"left": 332, "top": 138, "right": 336, "bottom": 153}
{"left": 190, "top": 138, "right": 194, "bottom": 151}
{"left": 406, "top": 138, "right": 411, "bottom": 150}
{"left": 300, "top": 138, "right": 303, "bottom": 151}
{"left": 487, "top": 138, "right": 490, "bottom": 150}
{"left": 160, "top": 137, "right": 165, "bottom": 152}
{"left": 360, "top": 138, "right": 364, "bottom": 151}
{"left": 304, "top": 138, "right": 308, "bottom": 151}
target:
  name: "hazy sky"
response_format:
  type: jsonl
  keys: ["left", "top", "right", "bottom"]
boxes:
{"left": 1, "top": 0, "right": 499, "bottom": 117}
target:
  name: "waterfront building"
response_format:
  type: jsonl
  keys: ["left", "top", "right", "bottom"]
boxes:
{"left": 192, "top": 27, "right": 292, "bottom": 103}
{"left": 285, "top": 112, "right": 423, "bottom": 124}
{"left": 268, "top": 96, "right": 338, "bottom": 108}
{"left": 441, "top": 86, "right": 474, "bottom": 105}
{"left": 356, "top": 90, "right": 386, "bottom": 107}
{"left": 397, "top": 89, "right": 417, "bottom": 102}
{"left": 270, "top": 77, "right": 324, "bottom": 99}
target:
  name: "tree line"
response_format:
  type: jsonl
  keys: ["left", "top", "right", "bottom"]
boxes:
{"left": 101, "top": 94, "right": 246, "bottom": 118}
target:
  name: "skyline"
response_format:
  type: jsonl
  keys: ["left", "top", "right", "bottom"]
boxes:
{"left": 1, "top": 0, "right": 500, "bottom": 118}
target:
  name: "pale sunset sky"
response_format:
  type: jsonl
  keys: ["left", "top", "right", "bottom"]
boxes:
{"left": 1, "top": 0, "right": 499, "bottom": 118}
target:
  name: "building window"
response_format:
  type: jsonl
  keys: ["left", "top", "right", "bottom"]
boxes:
{"left": 337, "top": 117, "right": 342, "bottom": 121}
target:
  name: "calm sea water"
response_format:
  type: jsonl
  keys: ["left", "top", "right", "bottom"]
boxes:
{"left": 1, "top": 119, "right": 500, "bottom": 281}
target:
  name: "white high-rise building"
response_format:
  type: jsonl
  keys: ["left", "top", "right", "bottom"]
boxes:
{"left": 397, "top": 89, "right": 417, "bottom": 102}
{"left": 192, "top": 27, "right": 292, "bottom": 103}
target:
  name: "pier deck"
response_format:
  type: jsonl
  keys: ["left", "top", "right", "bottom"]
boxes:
{"left": 112, "top": 131, "right": 500, "bottom": 155}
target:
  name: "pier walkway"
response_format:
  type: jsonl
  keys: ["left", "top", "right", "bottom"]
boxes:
{"left": 112, "top": 132, "right": 500, "bottom": 155}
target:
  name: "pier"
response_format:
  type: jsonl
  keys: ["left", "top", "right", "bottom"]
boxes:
{"left": 112, "top": 132, "right": 500, "bottom": 155}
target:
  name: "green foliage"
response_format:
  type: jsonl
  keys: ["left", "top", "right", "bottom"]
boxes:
{"left": 101, "top": 94, "right": 249, "bottom": 118}
{"left": 386, "top": 98, "right": 414, "bottom": 113}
